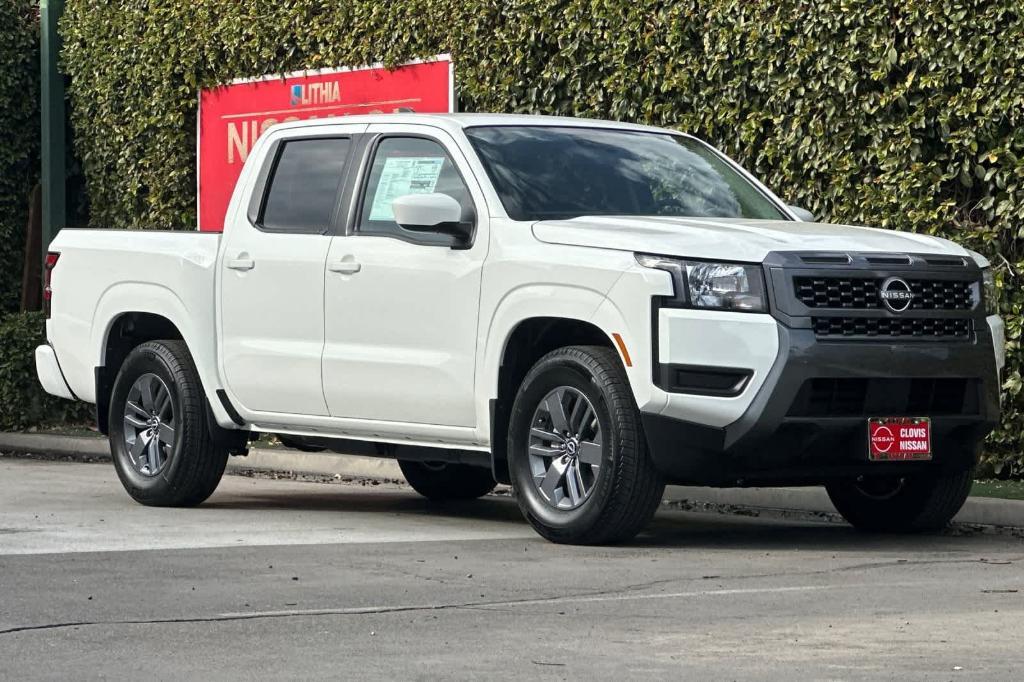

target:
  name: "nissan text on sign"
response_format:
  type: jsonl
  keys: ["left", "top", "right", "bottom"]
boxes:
{"left": 197, "top": 55, "right": 454, "bottom": 231}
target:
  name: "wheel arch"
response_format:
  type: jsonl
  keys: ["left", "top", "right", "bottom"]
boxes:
{"left": 92, "top": 283, "right": 233, "bottom": 435}
{"left": 95, "top": 311, "right": 184, "bottom": 435}
{"left": 487, "top": 314, "right": 619, "bottom": 484}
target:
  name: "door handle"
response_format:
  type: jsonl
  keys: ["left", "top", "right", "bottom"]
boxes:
{"left": 227, "top": 256, "right": 255, "bottom": 271}
{"left": 328, "top": 260, "right": 362, "bottom": 275}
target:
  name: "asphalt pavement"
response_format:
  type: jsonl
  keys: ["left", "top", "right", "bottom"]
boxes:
{"left": 2, "top": 457, "right": 1023, "bottom": 680}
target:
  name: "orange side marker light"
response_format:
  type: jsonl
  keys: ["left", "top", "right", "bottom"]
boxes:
{"left": 612, "top": 333, "right": 633, "bottom": 367}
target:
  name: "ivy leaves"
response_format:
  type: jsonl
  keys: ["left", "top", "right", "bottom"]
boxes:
{"left": 56, "top": 0, "right": 1024, "bottom": 470}
{"left": 0, "top": 0, "right": 39, "bottom": 315}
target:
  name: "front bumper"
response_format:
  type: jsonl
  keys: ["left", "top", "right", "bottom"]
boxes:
{"left": 642, "top": 323, "right": 1001, "bottom": 487}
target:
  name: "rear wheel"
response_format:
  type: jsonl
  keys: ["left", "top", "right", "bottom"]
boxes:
{"left": 508, "top": 345, "right": 665, "bottom": 545}
{"left": 109, "top": 340, "right": 228, "bottom": 507}
{"left": 398, "top": 460, "right": 497, "bottom": 500}
{"left": 825, "top": 469, "right": 973, "bottom": 533}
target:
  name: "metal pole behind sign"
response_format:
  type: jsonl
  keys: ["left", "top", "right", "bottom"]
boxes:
{"left": 40, "top": 0, "right": 66, "bottom": 265}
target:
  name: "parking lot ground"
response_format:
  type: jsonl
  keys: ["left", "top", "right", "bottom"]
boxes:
{"left": 2, "top": 458, "right": 1023, "bottom": 680}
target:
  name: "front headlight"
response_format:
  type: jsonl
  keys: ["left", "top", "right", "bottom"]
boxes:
{"left": 983, "top": 267, "right": 998, "bottom": 315}
{"left": 636, "top": 254, "right": 767, "bottom": 312}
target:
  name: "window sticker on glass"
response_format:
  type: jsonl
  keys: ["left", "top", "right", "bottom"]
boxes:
{"left": 368, "top": 156, "right": 445, "bottom": 221}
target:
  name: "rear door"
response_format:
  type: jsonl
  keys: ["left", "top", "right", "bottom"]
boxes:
{"left": 218, "top": 123, "right": 365, "bottom": 416}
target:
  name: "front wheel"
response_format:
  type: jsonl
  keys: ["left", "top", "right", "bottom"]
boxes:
{"left": 109, "top": 340, "right": 228, "bottom": 507}
{"left": 508, "top": 345, "right": 665, "bottom": 545}
{"left": 825, "top": 469, "right": 973, "bottom": 533}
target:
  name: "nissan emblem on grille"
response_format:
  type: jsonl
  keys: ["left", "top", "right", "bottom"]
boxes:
{"left": 879, "top": 277, "right": 913, "bottom": 312}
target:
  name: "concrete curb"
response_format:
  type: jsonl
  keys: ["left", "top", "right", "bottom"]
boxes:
{"left": 0, "top": 432, "right": 109, "bottom": 459}
{"left": 0, "top": 431, "right": 403, "bottom": 481}
{"left": 4, "top": 431, "right": 1023, "bottom": 528}
{"left": 665, "top": 485, "right": 1024, "bottom": 529}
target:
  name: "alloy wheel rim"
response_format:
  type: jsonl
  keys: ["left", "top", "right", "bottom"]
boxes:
{"left": 122, "top": 373, "right": 175, "bottom": 477}
{"left": 527, "top": 386, "right": 603, "bottom": 510}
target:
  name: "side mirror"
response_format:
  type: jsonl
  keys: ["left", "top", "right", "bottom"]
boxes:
{"left": 392, "top": 193, "right": 472, "bottom": 247}
{"left": 788, "top": 205, "right": 816, "bottom": 222}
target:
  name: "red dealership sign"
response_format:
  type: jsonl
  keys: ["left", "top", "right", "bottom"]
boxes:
{"left": 197, "top": 55, "right": 453, "bottom": 231}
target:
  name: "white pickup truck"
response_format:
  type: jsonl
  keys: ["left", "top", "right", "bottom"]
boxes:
{"left": 37, "top": 114, "right": 1005, "bottom": 544}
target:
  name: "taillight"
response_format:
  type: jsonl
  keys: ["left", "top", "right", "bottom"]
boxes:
{"left": 43, "top": 251, "right": 60, "bottom": 318}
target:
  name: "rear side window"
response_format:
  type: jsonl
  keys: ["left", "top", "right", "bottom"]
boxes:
{"left": 260, "top": 137, "right": 351, "bottom": 233}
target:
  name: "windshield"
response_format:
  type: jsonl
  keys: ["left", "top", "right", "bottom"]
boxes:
{"left": 464, "top": 125, "right": 787, "bottom": 222}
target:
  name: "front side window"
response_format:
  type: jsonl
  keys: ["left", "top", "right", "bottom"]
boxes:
{"left": 260, "top": 137, "right": 351, "bottom": 233}
{"left": 464, "top": 126, "right": 786, "bottom": 222}
{"left": 358, "top": 137, "right": 473, "bottom": 237}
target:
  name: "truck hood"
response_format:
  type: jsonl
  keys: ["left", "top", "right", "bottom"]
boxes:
{"left": 531, "top": 216, "right": 968, "bottom": 263}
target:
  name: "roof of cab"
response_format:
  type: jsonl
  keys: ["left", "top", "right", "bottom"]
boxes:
{"left": 268, "top": 112, "right": 676, "bottom": 136}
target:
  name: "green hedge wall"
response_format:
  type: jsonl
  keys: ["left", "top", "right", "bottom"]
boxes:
{"left": 60, "top": 0, "right": 1024, "bottom": 471}
{"left": 0, "top": 0, "right": 38, "bottom": 315}
{"left": 0, "top": 311, "right": 91, "bottom": 430}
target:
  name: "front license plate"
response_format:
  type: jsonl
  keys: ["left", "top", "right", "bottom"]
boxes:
{"left": 868, "top": 417, "right": 932, "bottom": 461}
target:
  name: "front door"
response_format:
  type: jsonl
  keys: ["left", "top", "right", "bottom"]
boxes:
{"left": 321, "top": 127, "right": 487, "bottom": 427}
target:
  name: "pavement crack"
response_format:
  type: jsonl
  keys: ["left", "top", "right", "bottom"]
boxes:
{"left": 3, "top": 560, "right": 1017, "bottom": 638}
{"left": 0, "top": 602, "right": 496, "bottom": 636}
{"left": 0, "top": 590, "right": 614, "bottom": 636}
{"left": 0, "top": 606, "right": 450, "bottom": 637}
{"left": 694, "top": 555, "right": 1024, "bottom": 585}
{"left": 0, "top": 578, "right": 779, "bottom": 636}
{"left": 0, "top": 581, "right": 893, "bottom": 637}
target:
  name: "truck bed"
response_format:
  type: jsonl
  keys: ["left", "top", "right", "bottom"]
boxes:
{"left": 46, "top": 229, "right": 222, "bottom": 403}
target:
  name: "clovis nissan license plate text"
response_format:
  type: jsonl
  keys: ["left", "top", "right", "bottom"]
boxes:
{"left": 868, "top": 417, "right": 932, "bottom": 461}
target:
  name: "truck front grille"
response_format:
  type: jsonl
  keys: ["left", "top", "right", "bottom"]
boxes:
{"left": 794, "top": 277, "right": 974, "bottom": 310}
{"left": 771, "top": 251, "right": 982, "bottom": 344}
{"left": 786, "top": 377, "right": 980, "bottom": 417}
{"left": 812, "top": 316, "right": 972, "bottom": 340}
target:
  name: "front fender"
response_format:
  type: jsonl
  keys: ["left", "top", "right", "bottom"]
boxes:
{"left": 476, "top": 283, "right": 623, "bottom": 439}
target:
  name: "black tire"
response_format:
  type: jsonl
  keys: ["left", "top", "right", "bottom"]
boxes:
{"left": 508, "top": 345, "right": 665, "bottom": 545}
{"left": 109, "top": 340, "right": 228, "bottom": 507}
{"left": 398, "top": 460, "right": 497, "bottom": 500}
{"left": 825, "top": 469, "right": 974, "bottom": 533}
